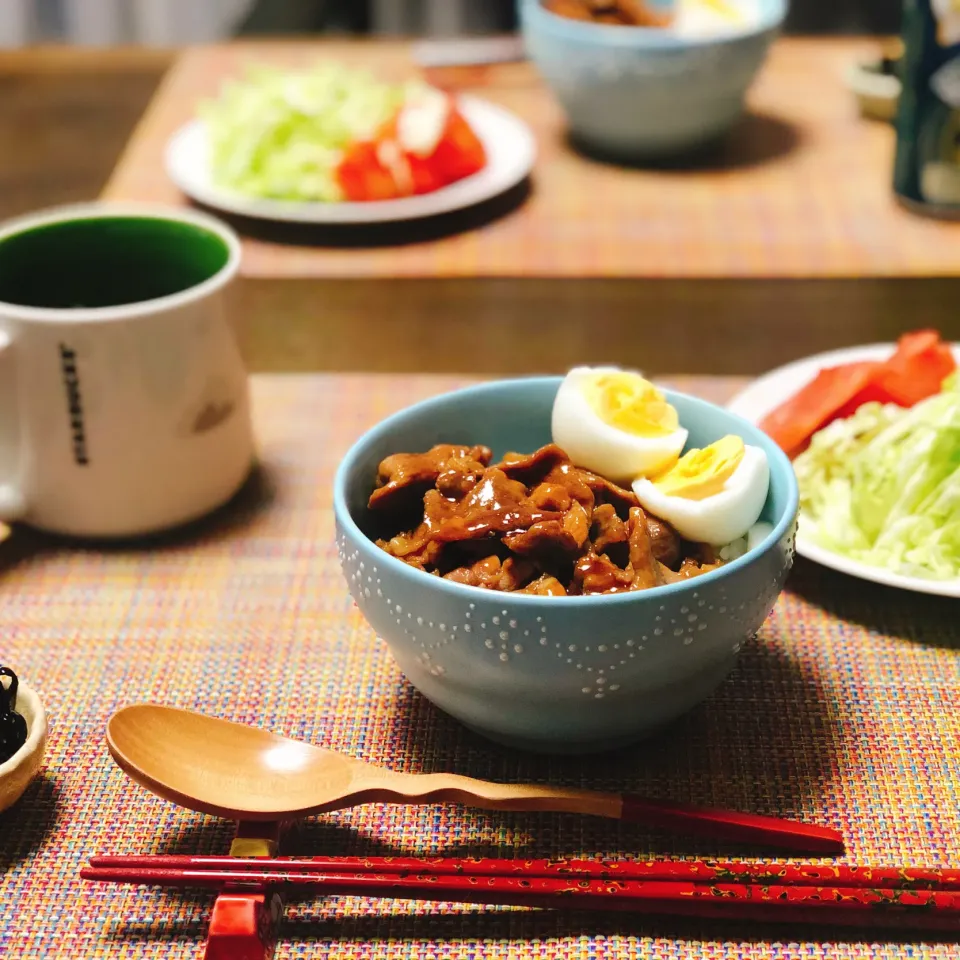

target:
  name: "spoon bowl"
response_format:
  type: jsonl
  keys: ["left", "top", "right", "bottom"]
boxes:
{"left": 108, "top": 705, "right": 365, "bottom": 820}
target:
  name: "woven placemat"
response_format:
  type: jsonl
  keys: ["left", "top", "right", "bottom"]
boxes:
{"left": 2, "top": 373, "right": 959, "bottom": 960}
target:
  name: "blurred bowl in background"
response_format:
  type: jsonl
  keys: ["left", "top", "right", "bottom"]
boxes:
{"left": 520, "top": 0, "right": 788, "bottom": 159}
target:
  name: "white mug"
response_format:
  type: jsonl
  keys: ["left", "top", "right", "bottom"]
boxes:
{"left": 0, "top": 203, "right": 255, "bottom": 538}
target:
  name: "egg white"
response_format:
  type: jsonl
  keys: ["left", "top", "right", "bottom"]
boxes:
{"left": 632, "top": 444, "right": 770, "bottom": 546}
{"left": 551, "top": 367, "right": 689, "bottom": 485}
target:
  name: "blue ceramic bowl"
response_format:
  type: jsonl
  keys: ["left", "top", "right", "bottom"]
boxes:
{"left": 519, "top": 0, "right": 787, "bottom": 158}
{"left": 334, "top": 379, "right": 798, "bottom": 753}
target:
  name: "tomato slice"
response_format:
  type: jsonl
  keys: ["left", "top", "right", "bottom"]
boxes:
{"left": 428, "top": 108, "right": 487, "bottom": 184}
{"left": 405, "top": 153, "right": 446, "bottom": 196}
{"left": 759, "top": 361, "right": 881, "bottom": 457}
{"left": 397, "top": 104, "right": 487, "bottom": 192}
{"left": 758, "top": 329, "right": 958, "bottom": 458}
{"left": 872, "top": 329, "right": 956, "bottom": 406}
{"left": 336, "top": 141, "right": 401, "bottom": 202}
{"left": 336, "top": 93, "right": 487, "bottom": 201}
{"left": 402, "top": 107, "right": 486, "bottom": 195}
{"left": 759, "top": 330, "right": 957, "bottom": 457}
{"left": 830, "top": 380, "right": 900, "bottom": 421}
{"left": 378, "top": 103, "right": 447, "bottom": 195}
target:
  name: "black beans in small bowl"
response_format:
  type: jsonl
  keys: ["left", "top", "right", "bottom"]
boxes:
{"left": 0, "top": 667, "right": 28, "bottom": 765}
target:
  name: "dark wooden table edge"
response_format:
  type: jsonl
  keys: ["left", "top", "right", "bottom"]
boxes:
{"left": 236, "top": 275, "right": 960, "bottom": 375}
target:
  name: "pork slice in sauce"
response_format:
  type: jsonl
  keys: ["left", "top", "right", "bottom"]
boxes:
{"left": 497, "top": 444, "right": 571, "bottom": 487}
{"left": 590, "top": 504, "right": 629, "bottom": 560}
{"left": 626, "top": 506, "right": 666, "bottom": 590}
{"left": 544, "top": 0, "right": 594, "bottom": 19}
{"left": 503, "top": 520, "right": 580, "bottom": 561}
{"left": 647, "top": 515, "right": 682, "bottom": 570}
{"left": 528, "top": 482, "right": 573, "bottom": 513}
{"left": 444, "top": 555, "right": 504, "bottom": 589}
{"left": 377, "top": 523, "right": 445, "bottom": 571}
{"left": 579, "top": 470, "right": 639, "bottom": 518}
{"left": 369, "top": 444, "right": 492, "bottom": 514}
{"left": 660, "top": 557, "right": 723, "bottom": 583}
{"left": 543, "top": 462, "right": 596, "bottom": 511}
{"left": 444, "top": 555, "right": 538, "bottom": 591}
{"left": 429, "top": 468, "right": 563, "bottom": 543}
{"left": 573, "top": 550, "right": 636, "bottom": 595}
{"left": 616, "top": 0, "right": 673, "bottom": 26}
{"left": 436, "top": 455, "right": 490, "bottom": 501}
{"left": 505, "top": 498, "right": 591, "bottom": 558}
{"left": 521, "top": 573, "right": 569, "bottom": 597}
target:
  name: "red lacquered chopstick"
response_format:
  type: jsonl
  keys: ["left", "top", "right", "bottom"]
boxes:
{"left": 80, "top": 865, "right": 960, "bottom": 932}
{"left": 88, "top": 854, "right": 960, "bottom": 892}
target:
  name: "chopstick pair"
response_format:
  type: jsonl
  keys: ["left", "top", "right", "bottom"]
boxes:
{"left": 83, "top": 855, "right": 960, "bottom": 933}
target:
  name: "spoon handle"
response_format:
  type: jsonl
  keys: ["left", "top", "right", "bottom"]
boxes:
{"left": 619, "top": 794, "right": 843, "bottom": 854}
{"left": 363, "top": 774, "right": 843, "bottom": 854}
{"left": 351, "top": 771, "right": 623, "bottom": 819}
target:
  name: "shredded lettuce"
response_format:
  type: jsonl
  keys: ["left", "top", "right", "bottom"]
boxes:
{"left": 200, "top": 63, "right": 408, "bottom": 202}
{"left": 794, "top": 379, "right": 960, "bottom": 578}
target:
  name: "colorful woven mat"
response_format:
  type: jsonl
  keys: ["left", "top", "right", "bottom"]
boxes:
{"left": 2, "top": 374, "right": 959, "bottom": 960}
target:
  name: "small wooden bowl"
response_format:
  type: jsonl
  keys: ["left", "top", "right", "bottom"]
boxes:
{"left": 0, "top": 682, "right": 47, "bottom": 814}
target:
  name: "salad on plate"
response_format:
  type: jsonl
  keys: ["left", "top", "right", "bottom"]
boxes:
{"left": 757, "top": 330, "right": 960, "bottom": 581}
{"left": 200, "top": 63, "right": 488, "bottom": 203}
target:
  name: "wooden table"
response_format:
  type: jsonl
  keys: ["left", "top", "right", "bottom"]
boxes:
{"left": 0, "top": 48, "right": 170, "bottom": 222}
{"left": 95, "top": 38, "right": 960, "bottom": 373}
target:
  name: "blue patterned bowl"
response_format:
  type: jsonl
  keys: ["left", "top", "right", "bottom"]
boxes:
{"left": 520, "top": 0, "right": 787, "bottom": 158}
{"left": 334, "top": 378, "right": 797, "bottom": 753}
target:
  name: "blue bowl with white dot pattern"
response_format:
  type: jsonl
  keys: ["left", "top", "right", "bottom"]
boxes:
{"left": 520, "top": 0, "right": 786, "bottom": 158}
{"left": 334, "top": 378, "right": 797, "bottom": 754}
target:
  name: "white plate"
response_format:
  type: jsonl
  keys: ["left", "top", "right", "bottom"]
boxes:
{"left": 164, "top": 96, "right": 536, "bottom": 225}
{"left": 728, "top": 342, "right": 960, "bottom": 598}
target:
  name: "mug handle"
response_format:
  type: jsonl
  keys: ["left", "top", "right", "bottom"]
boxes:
{"left": 0, "top": 331, "right": 25, "bottom": 523}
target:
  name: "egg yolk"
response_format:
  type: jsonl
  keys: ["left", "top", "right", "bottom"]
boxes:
{"left": 582, "top": 373, "right": 680, "bottom": 438}
{"left": 697, "top": 0, "right": 744, "bottom": 21}
{"left": 653, "top": 435, "right": 745, "bottom": 500}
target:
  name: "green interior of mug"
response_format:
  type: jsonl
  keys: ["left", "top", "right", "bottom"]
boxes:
{"left": 0, "top": 215, "right": 231, "bottom": 310}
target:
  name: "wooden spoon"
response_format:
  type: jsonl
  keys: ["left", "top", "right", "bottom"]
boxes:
{"left": 107, "top": 705, "right": 843, "bottom": 854}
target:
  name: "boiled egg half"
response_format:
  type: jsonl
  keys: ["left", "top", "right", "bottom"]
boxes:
{"left": 552, "top": 367, "right": 688, "bottom": 484}
{"left": 632, "top": 435, "right": 769, "bottom": 546}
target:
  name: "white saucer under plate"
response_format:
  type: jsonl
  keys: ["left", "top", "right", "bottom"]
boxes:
{"left": 727, "top": 342, "right": 960, "bottom": 598}
{"left": 164, "top": 96, "right": 536, "bottom": 225}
